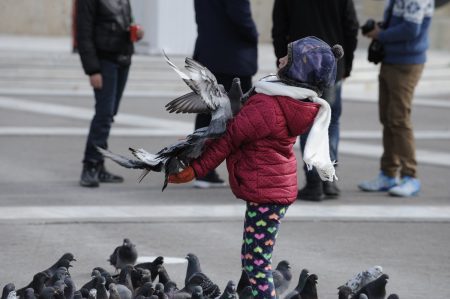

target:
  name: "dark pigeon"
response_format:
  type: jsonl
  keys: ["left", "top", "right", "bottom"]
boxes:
{"left": 353, "top": 274, "right": 389, "bottom": 299}
{"left": 337, "top": 286, "right": 353, "bottom": 299}
{"left": 16, "top": 272, "right": 50, "bottom": 298}
{"left": 135, "top": 256, "right": 164, "bottom": 282}
{"left": 107, "top": 284, "right": 121, "bottom": 299}
{"left": 283, "top": 269, "right": 311, "bottom": 299}
{"left": 387, "top": 294, "right": 399, "bottom": 299}
{"left": 236, "top": 270, "right": 253, "bottom": 299}
{"left": 184, "top": 253, "right": 202, "bottom": 287}
{"left": 23, "top": 288, "right": 36, "bottom": 299}
{"left": 186, "top": 272, "right": 221, "bottom": 299}
{"left": 272, "top": 260, "right": 292, "bottom": 297}
{"left": 218, "top": 281, "right": 237, "bottom": 299}
{"left": 190, "top": 286, "right": 204, "bottom": 299}
{"left": 1, "top": 283, "right": 15, "bottom": 299}
{"left": 108, "top": 239, "right": 138, "bottom": 271}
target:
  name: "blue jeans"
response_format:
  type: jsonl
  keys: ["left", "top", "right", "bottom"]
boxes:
{"left": 300, "top": 81, "right": 342, "bottom": 176}
{"left": 83, "top": 59, "right": 130, "bottom": 163}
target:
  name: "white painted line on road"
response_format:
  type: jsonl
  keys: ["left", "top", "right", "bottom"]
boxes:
{"left": 0, "top": 205, "right": 449, "bottom": 221}
{"left": 137, "top": 256, "right": 186, "bottom": 265}
{"left": 0, "top": 88, "right": 182, "bottom": 98}
{"left": 339, "top": 141, "right": 450, "bottom": 167}
{"left": 0, "top": 96, "right": 190, "bottom": 130}
{"left": 344, "top": 95, "right": 450, "bottom": 109}
{"left": 1, "top": 127, "right": 449, "bottom": 140}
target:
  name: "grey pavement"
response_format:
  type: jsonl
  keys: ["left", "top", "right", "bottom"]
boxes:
{"left": 0, "top": 35, "right": 449, "bottom": 299}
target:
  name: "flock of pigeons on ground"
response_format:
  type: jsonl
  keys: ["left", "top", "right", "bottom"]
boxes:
{"left": 2, "top": 238, "right": 400, "bottom": 299}
{"left": 96, "top": 53, "right": 247, "bottom": 191}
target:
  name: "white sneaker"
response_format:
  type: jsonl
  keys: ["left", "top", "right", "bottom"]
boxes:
{"left": 358, "top": 172, "right": 397, "bottom": 192}
{"left": 388, "top": 176, "right": 420, "bottom": 197}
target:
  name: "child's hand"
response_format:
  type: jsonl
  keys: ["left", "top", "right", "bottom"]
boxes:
{"left": 168, "top": 166, "right": 195, "bottom": 184}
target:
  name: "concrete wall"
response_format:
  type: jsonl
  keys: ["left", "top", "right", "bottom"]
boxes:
{"left": 1, "top": 0, "right": 449, "bottom": 51}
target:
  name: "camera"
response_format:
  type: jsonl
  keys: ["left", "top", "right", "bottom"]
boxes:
{"left": 361, "top": 19, "right": 376, "bottom": 35}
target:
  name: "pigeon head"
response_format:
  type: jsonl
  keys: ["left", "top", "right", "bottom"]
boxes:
{"left": 276, "top": 260, "right": 292, "bottom": 278}
{"left": 277, "top": 36, "right": 343, "bottom": 96}
{"left": 2, "top": 283, "right": 15, "bottom": 299}
{"left": 60, "top": 253, "right": 76, "bottom": 262}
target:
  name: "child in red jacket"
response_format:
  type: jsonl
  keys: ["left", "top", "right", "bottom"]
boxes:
{"left": 170, "top": 36, "right": 343, "bottom": 299}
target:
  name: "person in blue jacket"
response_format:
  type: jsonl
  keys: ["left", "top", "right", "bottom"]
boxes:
{"left": 359, "top": 0, "right": 434, "bottom": 197}
{"left": 192, "top": 0, "right": 259, "bottom": 189}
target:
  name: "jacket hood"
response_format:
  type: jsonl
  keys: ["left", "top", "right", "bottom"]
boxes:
{"left": 276, "top": 96, "right": 320, "bottom": 136}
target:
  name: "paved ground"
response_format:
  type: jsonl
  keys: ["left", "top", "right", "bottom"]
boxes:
{"left": 0, "top": 35, "right": 449, "bottom": 299}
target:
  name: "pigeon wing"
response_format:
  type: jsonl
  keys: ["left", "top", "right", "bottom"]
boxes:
{"left": 163, "top": 51, "right": 201, "bottom": 94}
{"left": 165, "top": 92, "right": 211, "bottom": 114}
{"left": 96, "top": 147, "right": 148, "bottom": 169}
{"left": 128, "top": 147, "right": 164, "bottom": 167}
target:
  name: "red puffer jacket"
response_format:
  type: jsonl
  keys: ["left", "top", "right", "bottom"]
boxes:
{"left": 191, "top": 93, "right": 320, "bottom": 204}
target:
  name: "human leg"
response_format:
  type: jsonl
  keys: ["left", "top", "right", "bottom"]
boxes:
{"left": 241, "top": 202, "right": 289, "bottom": 299}
{"left": 81, "top": 60, "right": 122, "bottom": 187}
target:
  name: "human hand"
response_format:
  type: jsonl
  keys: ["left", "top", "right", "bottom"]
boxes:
{"left": 168, "top": 166, "right": 195, "bottom": 184}
{"left": 136, "top": 26, "right": 144, "bottom": 41}
{"left": 90, "top": 73, "right": 102, "bottom": 89}
{"left": 365, "top": 23, "right": 381, "bottom": 39}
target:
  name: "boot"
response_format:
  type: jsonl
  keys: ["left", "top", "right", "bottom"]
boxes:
{"left": 98, "top": 163, "right": 124, "bottom": 183}
{"left": 323, "top": 180, "right": 340, "bottom": 198}
{"left": 297, "top": 173, "right": 324, "bottom": 201}
{"left": 80, "top": 161, "right": 100, "bottom": 187}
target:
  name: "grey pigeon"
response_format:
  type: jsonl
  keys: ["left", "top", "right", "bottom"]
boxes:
{"left": 108, "top": 239, "right": 138, "bottom": 271}
{"left": 273, "top": 261, "right": 292, "bottom": 297}
{"left": 135, "top": 256, "right": 164, "bottom": 282}
{"left": 236, "top": 270, "right": 253, "bottom": 299}
{"left": 283, "top": 269, "right": 310, "bottom": 299}
{"left": 353, "top": 274, "right": 389, "bottom": 299}
{"left": 16, "top": 272, "right": 50, "bottom": 298}
{"left": 44, "top": 253, "right": 76, "bottom": 277}
{"left": 218, "top": 281, "right": 237, "bottom": 299}
{"left": 337, "top": 286, "right": 353, "bottom": 299}
{"left": 1, "top": 283, "right": 16, "bottom": 299}
{"left": 116, "top": 265, "right": 135, "bottom": 293}
{"left": 190, "top": 286, "right": 204, "bottom": 299}
{"left": 387, "top": 294, "right": 399, "bottom": 299}
{"left": 184, "top": 253, "right": 202, "bottom": 287}
{"left": 297, "top": 273, "right": 318, "bottom": 299}
{"left": 63, "top": 276, "right": 77, "bottom": 299}
{"left": 135, "top": 282, "right": 154, "bottom": 298}
{"left": 23, "top": 288, "right": 37, "bottom": 299}
{"left": 153, "top": 283, "right": 168, "bottom": 299}
{"left": 99, "top": 54, "right": 245, "bottom": 191}
{"left": 94, "top": 276, "right": 109, "bottom": 299}
{"left": 186, "top": 272, "right": 221, "bottom": 299}
{"left": 107, "top": 283, "right": 121, "bottom": 299}
{"left": 358, "top": 294, "right": 368, "bottom": 299}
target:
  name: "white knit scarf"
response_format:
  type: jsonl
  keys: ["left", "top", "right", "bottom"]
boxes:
{"left": 254, "top": 75, "right": 337, "bottom": 181}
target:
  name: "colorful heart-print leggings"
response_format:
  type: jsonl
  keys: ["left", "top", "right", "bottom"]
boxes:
{"left": 241, "top": 202, "right": 289, "bottom": 299}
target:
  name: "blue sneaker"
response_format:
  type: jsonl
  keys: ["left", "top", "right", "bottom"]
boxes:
{"left": 358, "top": 172, "right": 397, "bottom": 192}
{"left": 388, "top": 176, "right": 420, "bottom": 197}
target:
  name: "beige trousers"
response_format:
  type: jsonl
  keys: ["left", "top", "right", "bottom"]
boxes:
{"left": 378, "top": 63, "right": 424, "bottom": 178}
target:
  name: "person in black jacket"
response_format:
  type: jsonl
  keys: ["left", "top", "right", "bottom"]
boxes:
{"left": 192, "top": 0, "right": 259, "bottom": 188}
{"left": 76, "top": 0, "right": 143, "bottom": 187}
{"left": 272, "top": 0, "right": 359, "bottom": 201}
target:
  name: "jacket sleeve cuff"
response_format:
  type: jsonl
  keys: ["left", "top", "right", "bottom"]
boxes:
{"left": 191, "top": 161, "right": 205, "bottom": 179}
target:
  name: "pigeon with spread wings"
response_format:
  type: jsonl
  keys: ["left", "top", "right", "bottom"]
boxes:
{"left": 97, "top": 53, "right": 244, "bottom": 190}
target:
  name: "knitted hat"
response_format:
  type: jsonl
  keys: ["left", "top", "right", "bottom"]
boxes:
{"left": 278, "top": 36, "right": 344, "bottom": 95}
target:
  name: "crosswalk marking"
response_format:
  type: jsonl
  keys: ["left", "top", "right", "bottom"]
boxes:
{"left": 0, "top": 205, "right": 449, "bottom": 222}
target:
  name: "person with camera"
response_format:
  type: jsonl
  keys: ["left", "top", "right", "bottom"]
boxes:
{"left": 358, "top": 0, "right": 434, "bottom": 197}
{"left": 272, "top": 0, "right": 359, "bottom": 201}
{"left": 76, "top": 0, "right": 144, "bottom": 187}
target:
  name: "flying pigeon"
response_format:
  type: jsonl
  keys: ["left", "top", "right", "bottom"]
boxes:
{"left": 108, "top": 238, "right": 138, "bottom": 271}
{"left": 273, "top": 260, "right": 292, "bottom": 296}
{"left": 97, "top": 54, "right": 246, "bottom": 191}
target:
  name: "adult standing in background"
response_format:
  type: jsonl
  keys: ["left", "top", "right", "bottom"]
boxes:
{"left": 358, "top": 0, "right": 434, "bottom": 197}
{"left": 76, "top": 0, "right": 143, "bottom": 187}
{"left": 272, "top": 0, "right": 359, "bottom": 201}
{"left": 193, "top": 0, "right": 259, "bottom": 189}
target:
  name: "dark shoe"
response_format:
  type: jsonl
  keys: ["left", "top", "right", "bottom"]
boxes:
{"left": 80, "top": 162, "right": 100, "bottom": 187}
{"left": 323, "top": 180, "right": 340, "bottom": 198}
{"left": 297, "top": 182, "right": 324, "bottom": 201}
{"left": 194, "top": 170, "right": 226, "bottom": 189}
{"left": 98, "top": 165, "right": 124, "bottom": 183}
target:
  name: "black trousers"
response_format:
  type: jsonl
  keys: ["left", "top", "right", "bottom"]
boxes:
{"left": 194, "top": 74, "right": 253, "bottom": 129}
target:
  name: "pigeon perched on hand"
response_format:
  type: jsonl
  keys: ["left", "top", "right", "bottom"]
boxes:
{"left": 108, "top": 239, "right": 138, "bottom": 271}
{"left": 98, "top": 53, "right": 246, "bottom": 191}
